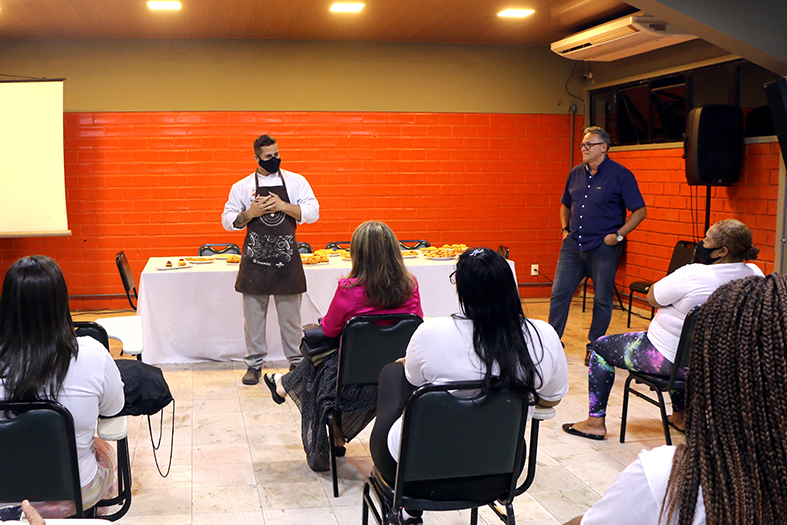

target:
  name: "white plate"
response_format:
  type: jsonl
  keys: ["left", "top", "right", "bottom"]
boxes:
{"left": 327, "top": 252, "right": 341, "bottom": 257}
{"left": 213, "top": 254, "right": 234, "bottom": 259}
{"left": 402, "top": 254, "right": 418, "bottom": 259}
{"left": 425, "top": 256, "right": 456, "bottom": 261}
{"left": 303, "top": 261, "right": 330, "bottom": 266}
{"left": 186, "top": 259, "right": 214, "bottom": 264}
{"left": 155, "top": 262, "right": 192, "bottom": 271}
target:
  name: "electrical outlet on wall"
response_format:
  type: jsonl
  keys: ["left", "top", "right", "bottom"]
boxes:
{"left": 531, "top": 264, "right": 539, "bottom": 276}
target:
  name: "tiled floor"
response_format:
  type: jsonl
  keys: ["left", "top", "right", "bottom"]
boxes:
{"left": 81, "top": 297, "right": 683, "bottom": 524}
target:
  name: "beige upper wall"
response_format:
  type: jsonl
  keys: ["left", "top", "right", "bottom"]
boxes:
{"left": 0, "top": 39, "right": 584, "bottom": 114}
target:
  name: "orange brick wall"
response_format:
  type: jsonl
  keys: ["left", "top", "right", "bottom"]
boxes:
{"left": 0, "top": 112, "right": 780, "bottom": 311}
{"left": 614, "top": 142, "right": 780, "bottom": 307}
{"left": 0, "top": 111, "right": 572, "bottom": 309}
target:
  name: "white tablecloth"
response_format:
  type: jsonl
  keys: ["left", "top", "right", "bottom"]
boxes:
{"left": 138, "top": 255, "right": 516, "bottom": 364}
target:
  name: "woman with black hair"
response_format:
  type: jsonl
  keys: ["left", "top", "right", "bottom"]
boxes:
{"left": 0, "top": 256, "right": 125, "bottom": 517}
{"left": 370, "top": 247, "right": 568, "bottom": 525}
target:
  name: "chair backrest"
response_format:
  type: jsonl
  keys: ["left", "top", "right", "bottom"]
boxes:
{"left": 497, "top": 244, "right": 510, "bottom": 259}
{"left": 297, "top": 241, "right": 313, "bottom": 254}
{"left": 395, "top": 381, "right": 528, "bottom": 502}
{"left": 337, "top": 314, "right": 423, "bottom": 388}
{"left": 667, "top": 240, "right": 697, "bottom": 275}
{"left": 325, "top": 241, "right": 351, "bottom": 251}
{"left": 399, "top": 239, "right": 430, "bottom": 250}
{"left": 199, "top": 243, "right": 241, "bottom": 256}
{"left": 74, "top": 321, "right": 110, "bottom": 350}
{"left": 669, "top": 305, "right": 701, "bottom": 386}
{"left": 115, "top": 251, "right": 138, "bottom": 311}
{"left": 0, "top": 400, "right": 84, "bottom": 514}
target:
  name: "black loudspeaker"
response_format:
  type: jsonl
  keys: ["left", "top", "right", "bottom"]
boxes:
{"left": 764, "top": 77, "right": 787, "bottom": 168}
{"left": 684, "top": 104, "right": 744, "bottom": 186}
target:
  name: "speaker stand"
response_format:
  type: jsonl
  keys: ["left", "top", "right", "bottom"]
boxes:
{"left": 704, "top": 185, "right": 711, "bottom": 233}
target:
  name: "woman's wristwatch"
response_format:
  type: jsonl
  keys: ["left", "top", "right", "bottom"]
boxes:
{"left": 562, "top": 227, "right": 570, "bottom": 233}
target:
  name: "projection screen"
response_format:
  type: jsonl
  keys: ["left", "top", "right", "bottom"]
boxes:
{"left": 0, "top": 79, "right": 70, "bottom": 238}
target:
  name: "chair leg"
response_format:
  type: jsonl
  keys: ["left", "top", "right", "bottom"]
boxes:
{"left": 654, "top": 389, "right": 672, "bottom": 446}
{"left": 507, "top": 502, "right": 516, "bottom": 525}
{"left": 471, "top": 506, "right": 479, "bottom": 525}
{"left": 327, "top": 411, "right": 339, "bottom": 497}
{"left": 620, "top": 375, "right": 635, "bottom": 443}
{"left": 362, "top": 482, "right": 371, "bottom": 525}
{"left": 614, "top": 286, "right": 625, "bottom": 311}
{"left": 627, "top": 293, "right": 634, "bottom": 328}
{"left": 582, "top": 278, "right": 588, "bottom": 312}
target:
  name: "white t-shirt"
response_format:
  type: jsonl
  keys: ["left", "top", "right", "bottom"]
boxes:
{"left": 647, "top": 262, "right": 763, "bottom": 362}
{"left": 387, "top": 316, "right": 569, "bottom": 460}
{"left": 221, "top": 169, "right": 320, "bottom": 231}
{"left": 581, "top": 445, "right": 706, "bottom": 525}
{"left": 0, "top": 336, "right": 125, "bottom": 487}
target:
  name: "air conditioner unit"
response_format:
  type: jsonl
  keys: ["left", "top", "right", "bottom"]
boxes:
{"left": 551, "top": 13, "right": 697, "bottom": 62}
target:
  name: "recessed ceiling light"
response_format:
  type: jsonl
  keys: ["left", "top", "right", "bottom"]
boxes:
{"left": 330, "top": 3, "right": 364, "bottom": 13}
{"left": 498, "top": 8, "right": 535, "bottom": 18}
{"left": 148, "top": 1, "right": 181, "bottom": 10}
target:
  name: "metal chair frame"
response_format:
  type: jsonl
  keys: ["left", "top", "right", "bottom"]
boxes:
{"left": 73, "top": 321, "right": 133, "bottom": 520}
{"left": 620, "top": 306, "right": 700, "bottom": 445}
{"left": 198, "top": 243, "right": 241, "bottom": 256}
{"left": 327, "top": 313, "right": 423, "bottom": 497}
{"left": 362, "top": 381, "right": 555, "bottom": 525}
{"left": 115, "top": 251, "right": 138, "bottom": 311}
{"left": 398, "top": 239, "right": 430, "bottom": 250}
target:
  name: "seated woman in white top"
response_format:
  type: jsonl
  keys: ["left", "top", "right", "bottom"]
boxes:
{"left": 565, "top": 273, "right": 787, "bottom": 525}
{"left": 0, "top": 256, "right": 125, "bottom": 518}
{"left": 563, "top": 219, "right": 762, "bottom": 441}
{"left": 370, "top": 247, "right": 569, "bottom": 525}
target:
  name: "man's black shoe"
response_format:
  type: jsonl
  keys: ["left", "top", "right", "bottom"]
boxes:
{"left": 242, "top": 367, "right": 261, "bottom": 385}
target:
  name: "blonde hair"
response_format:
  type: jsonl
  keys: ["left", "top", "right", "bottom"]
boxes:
{"left": 346, "top": 221, "right": 414, "bottom": 308}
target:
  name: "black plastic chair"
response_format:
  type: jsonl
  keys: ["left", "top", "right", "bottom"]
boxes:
{"left": 0, "top": 400, "right": 87, "bottom": 516}
{"left": 115, "top": 251, "right": 138, "bottom": 311}
{"left": 74, "top": 320, "right": 110, "bottom": 349}
{"left": 328, "top": 313, "right": 423, "bottom": 497}
{"left": 297, "top": 241, "right": 313, "bottom": 254}
{"left": 620, "top": 305, "right": 701, "bottom": 445}
{"left": 627, "top": 240, "right": 696, "bottom": 327}
{"left": 398, "top": 239, "right": 431, "bottom": 250}
{"left": 73, "top": 321, "right": 133, "bottom": 520}
{"left": 363, "top": 381, "right": 554, "bottom": 525}
{"left": 325, "top": 241, "right": 351, "bottom": 251}
{"left": 198, "top": 243, "right": 241, "bottom": 256}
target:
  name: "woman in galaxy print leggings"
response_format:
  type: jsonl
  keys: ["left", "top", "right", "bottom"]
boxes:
{"left": 562, "top": 219, "right": 762, "bottom": 440}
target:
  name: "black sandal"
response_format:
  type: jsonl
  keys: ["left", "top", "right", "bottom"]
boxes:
{"left": 263, "top": 373, "right": 286, "bottom": 405}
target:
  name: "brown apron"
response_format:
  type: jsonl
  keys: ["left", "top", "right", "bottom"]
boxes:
{"left": 234, "top": 171, "right": 306, "bottom": 296}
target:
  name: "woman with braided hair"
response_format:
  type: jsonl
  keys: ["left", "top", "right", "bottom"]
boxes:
{"left": 563, "top": 219, "right": 762, "bottom": 441}
{"left": 565, "top": 273, "right": 787, "bottom": 524}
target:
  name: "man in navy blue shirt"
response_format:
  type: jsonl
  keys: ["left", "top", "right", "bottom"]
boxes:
{"left": 549, "top": 126, "right": 647, "bottom": 365}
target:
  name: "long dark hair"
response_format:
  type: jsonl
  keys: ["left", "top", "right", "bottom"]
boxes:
{"left": 346, "top": 221, "right": 415, "bottom": 309}
{"left": 0, "top": 255, "right": 78, "bottom": 402}
{"left": 453, "top": 247, "right": 541, "bottom": 398}
{"left": 662, "top": 274, "right": 787, "bottom": 524}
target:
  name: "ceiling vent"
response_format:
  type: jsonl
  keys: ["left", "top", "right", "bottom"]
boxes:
{"left": 551, "top": 13, "right": 697, "bottom": 62}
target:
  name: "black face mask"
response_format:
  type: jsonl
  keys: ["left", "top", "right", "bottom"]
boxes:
{"left": 695, "top": 242, "right": 722, "bottom": 265}
{"left": 258, "top": 156, "right": 281, "bottom": 174}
